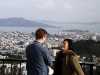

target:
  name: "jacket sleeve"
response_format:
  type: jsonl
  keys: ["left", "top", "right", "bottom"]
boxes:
{"left": 41, "top": 47, "right": 54, "bottom": 67}
{"left": 71, "top": 55, "right": 84, "bottom": 75}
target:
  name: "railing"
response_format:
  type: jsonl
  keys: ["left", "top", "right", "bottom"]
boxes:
{"left": 0, "top": 59, "right": 26, "bottom": 75}
{"left": 80, "top": 62, "right": 96, "bottom": 75}
{"left": 0, "top": 59, "right": 96, "bottom": 75}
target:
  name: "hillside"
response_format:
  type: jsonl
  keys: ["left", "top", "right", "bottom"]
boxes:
{"left": 0, "top": 18, "right": 54, "bottom": 27}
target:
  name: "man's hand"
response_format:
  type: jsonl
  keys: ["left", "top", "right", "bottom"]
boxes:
{"left": 48, "top": 66, "right": 54, "bottom": 75}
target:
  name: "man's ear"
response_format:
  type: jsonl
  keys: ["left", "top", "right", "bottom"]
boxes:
{"left": 42, "top": 36, "right": 46, "bottom": 41}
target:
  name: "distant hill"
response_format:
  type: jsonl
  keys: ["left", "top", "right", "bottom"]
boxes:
{"left": 62, "top": 29, "right": 89, "bottom": 32}
{"left": 0, "top": 18, "right": 54, "bottom": 27}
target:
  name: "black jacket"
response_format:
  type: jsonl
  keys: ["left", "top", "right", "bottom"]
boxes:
{"left": 53, "top": 50, "right": 78, "bottom": 75}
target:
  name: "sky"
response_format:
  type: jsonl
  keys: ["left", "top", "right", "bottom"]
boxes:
{"left": 0, "top": 0, "right": 99, "bottom": 23}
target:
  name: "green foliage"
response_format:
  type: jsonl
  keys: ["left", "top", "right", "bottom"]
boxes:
{"left": 73, "top": 40, "right": 100, "bottom": 56}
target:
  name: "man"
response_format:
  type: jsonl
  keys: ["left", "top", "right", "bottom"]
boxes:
{"left": 26, "top": 28, "right": 54, "bottom": 75}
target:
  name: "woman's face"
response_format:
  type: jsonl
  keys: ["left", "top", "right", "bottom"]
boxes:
{"left": 63, "top": 41, "right": 69, "bottom": 50}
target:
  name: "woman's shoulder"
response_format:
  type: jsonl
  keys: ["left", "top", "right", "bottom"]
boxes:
{"left": 66, "top": 50, "right": 77, "bottom": 56}
{"left": 56, "top": 51, "right": 63, "bottom": 55}
{"left": 69, "top": 52, "right": 80, "bottom": 62}
{"left": 56, "top": 51, "right": 64, "bottom": 58}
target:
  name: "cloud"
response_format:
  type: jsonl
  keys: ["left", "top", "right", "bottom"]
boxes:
{"left": 31, "top": 0, "right": 73, "bottom": 9}
{"left": 64, "top": 3, "right": 72, "bottom": 9}
{"left": 0, "top": 0, "right": 99, "bottom": 23}
{"left": 31, "top": 0, "right": 55, "bottom": 9}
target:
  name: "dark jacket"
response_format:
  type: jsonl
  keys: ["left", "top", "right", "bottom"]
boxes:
{"left": 53, "top": 51, "right": 83, "bottom": 75}
{"left": 26, "top": 41, "right": 54, "bottom": 75}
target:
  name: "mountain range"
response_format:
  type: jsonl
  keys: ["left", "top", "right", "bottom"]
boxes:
{"left": 62, "top": 29, "right": 89, "bottom": 32}
{"left": 0, "top": 18, "right": 54, "bottom": 27}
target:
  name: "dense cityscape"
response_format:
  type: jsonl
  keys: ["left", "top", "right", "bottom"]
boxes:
{"left": 0, "top": 30, "right": 100, "bottom": 59}
{"left": 0, "top": 30, "right": 100, "bottom": 75}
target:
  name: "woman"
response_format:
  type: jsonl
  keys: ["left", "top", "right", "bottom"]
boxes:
{"left": 53, "top": 39, "right": 84, "bottom": 75}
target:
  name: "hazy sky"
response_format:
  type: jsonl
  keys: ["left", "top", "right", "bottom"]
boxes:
{"left": 0, "top": 0, "right": 99, "bottom": 23}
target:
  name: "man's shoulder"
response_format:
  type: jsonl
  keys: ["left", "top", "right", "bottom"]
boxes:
{"left": 26, "top": 43, "right": 34, "bottom": 48}
{"left": 27, "top": 41, "right": 41, "bottom": 47}
{"left": 26, "top": 43, "right": 37, "bottom": 50}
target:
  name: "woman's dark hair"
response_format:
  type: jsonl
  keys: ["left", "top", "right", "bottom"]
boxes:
{"left": 63, "top": 39, "right": 74, "bottom": 50}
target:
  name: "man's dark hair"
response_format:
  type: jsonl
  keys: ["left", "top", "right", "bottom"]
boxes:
{"left": 35, "top": 28, "right": 48, "bottom": 40}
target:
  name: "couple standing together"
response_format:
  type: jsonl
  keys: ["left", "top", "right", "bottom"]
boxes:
{"left": 26, "top": 28, "right": 84, "bottom": 75}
